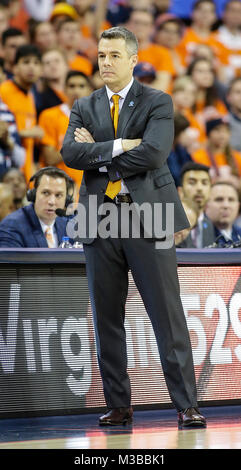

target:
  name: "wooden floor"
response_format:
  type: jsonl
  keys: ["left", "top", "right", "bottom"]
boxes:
{"left": 0, "top": 406, "right": 240, "bottom": 450}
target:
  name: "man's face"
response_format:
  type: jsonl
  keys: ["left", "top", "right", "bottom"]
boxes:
{"left": 223, "top": 1, "right": 241, "bottom": 29}
{"left": 34, "top": 175, "right": 67, "bottom": 225}
{"left": 35, "top": 22, "right": 57, "bottom": 51}
{"left": 65, "top": 75, "right": 93, "bottom": 105}
{"left": 206, "top": 184, "right": 240, "bottom": 229}
{"left": 57, "top": 21, "right": 80, "bottom": 49}
{"left": 3, "top": 35, "right": 27, "bottom": 65}
{"left": 14, "top": 55, "right": 42, "bottom": 85}
{"left": 208, "top": 124, "right": 230, "bottom": 148}
{"left": 3, "top": 169, "right": 27, "bottom": 201}
{"left": 127, "top": 11, "right": 153, "bottom": 42}
{"left": 192, "top": 2, "right": 216, "bottom": 28}
{"left": 98, "top": 37, "right": 138, "bottom": 92}
{"left": 227, "top": 80, "right": 241, "bottom": 113}
{"left": 181, "top": 170, "right": 211, "bottom": 210}
{"left": 42, "top": 50, "right": 68, "bottom": 80}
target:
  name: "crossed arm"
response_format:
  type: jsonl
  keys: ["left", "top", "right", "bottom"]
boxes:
{"left": 61, "top": 92, "right": 173, "bottom": 180}
{"left": 73, "top": 127, "right": 141, "bottom": 153}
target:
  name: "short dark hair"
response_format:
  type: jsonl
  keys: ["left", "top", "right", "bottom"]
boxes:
{"left": 180, "top": 162, "right": 211, "bottom": 185}
{"left": 14, "top": 44, "right": 41, "bottom": 64}
{"left": 2, "top": 27, "right": 24, "bottom": 46}
{"left": 100, "top": 26, "right": 138, "bottom": 56}
{"left": 65, "top": 69, "right": 93, "bottom": 88}
{"left": 30, "top": 167, "right": 74, "bottom": 193}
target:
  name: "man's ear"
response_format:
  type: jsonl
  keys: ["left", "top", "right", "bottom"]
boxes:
{"left": 130, "top": 54, "right": 138, "bottom": 69}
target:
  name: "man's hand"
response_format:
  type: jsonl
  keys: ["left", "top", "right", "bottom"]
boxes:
{"left": 74, "top": 127, "right": 95, "bottom": 143}
{"left": 122, "top": 139, "right": 142, "bottom": 152}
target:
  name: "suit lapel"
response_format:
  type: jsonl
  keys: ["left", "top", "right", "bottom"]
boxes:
{"left": 117, "top": 79, "right": 143, "bottom": 138}
{"left": 96, "top": 87, "right": 115, "bottom": 139}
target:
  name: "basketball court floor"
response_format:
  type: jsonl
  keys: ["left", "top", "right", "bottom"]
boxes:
{"left": 0, "top": 405, "right": 240, "bottom": 450}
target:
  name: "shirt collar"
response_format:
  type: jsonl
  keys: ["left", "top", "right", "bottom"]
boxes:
{"left": 38, "top": 218, "right": 55, "bottom": 234}
{"left": 106, "top": 77, "right": 134, "bottom": 102}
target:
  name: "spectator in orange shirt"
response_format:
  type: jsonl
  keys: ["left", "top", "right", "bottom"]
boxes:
{"left": 36, "top": 47, "right": 69, "bottom": 115}
{"left": 216, "top": 0, "right": 241, "bottom": 82}
{"left": 191, "top": 117, "right": 241, "bottom": 190}
{"left": 187, "top": 57, "right": 228, "bottom": 125}
{"left": 28, "top": 20, "right": 57, "bottom": 53}
{"left": 1, "top": 28, "right": 27, "bottom": 79}
{"left": 177, "top": 0, "right": 230, "bottom": 72}
{"left": 56, "top": 18, "right": 93, "bottom": 76}
{"left": 38, "top": 70, "right": 94, "bottom": 189}
{"left": 126, "top": 8, "right": 175, "bottom": 91}
{"left": 172, "top": 75, "right": 206, "bottom": 145}
{"left": 0, "top": 44, "right": 43, "bottom": 181}
{"left": 154, "top": 13, "right": 186, "bottom": 79}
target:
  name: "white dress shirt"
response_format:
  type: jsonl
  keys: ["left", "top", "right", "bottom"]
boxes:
{"left": 99, "top": 77, "right": 134, "bottom": 194}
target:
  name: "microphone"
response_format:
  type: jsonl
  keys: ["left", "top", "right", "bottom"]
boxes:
{"left": 55, "top": 208, "right": 67, "bottom": 217}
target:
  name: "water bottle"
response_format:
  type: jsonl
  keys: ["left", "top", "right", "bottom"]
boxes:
{"left": 59, "top": 236, "right": 73, "bottom": 248}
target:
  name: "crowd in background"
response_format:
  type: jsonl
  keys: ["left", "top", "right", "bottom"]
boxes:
{"left": 0, "top": 0, "right": 241, "bottom": 247}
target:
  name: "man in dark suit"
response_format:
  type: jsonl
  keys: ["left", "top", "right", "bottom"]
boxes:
{"left": 206, "top": 181, "right": 241, "bottom": 247}
{"left": 0, "top": 167, "right": 74, "bottom": 247}
{"left": 177, "top": 162, "right": 216, "bottom": 248}
{"left": 61, "top": 26, "right": 206, "bottom": 428}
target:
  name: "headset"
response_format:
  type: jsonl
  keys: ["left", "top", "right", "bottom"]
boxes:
{"left": 26, "top": 167, "right": 74, "bottom": 208}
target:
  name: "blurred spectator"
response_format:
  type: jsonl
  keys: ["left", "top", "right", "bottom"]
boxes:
{"left": 187, "top": 57, "right": 228, "bottom": 124}
{"left": 152, "top": 0, "right": 171, "bottom": 18}
{"left": 177, "top": 0, "right": 230, "bottom": 72}
{"left": 187, "top": 42, "right": 227, "bottom": 85}
{"left": 226, "top": 77, "right": 241, "bottom": 152}
{"left": 0, "top": 97, "right": 25, "bottom": 177}
{"left": 133, "top": 61, "right": 156, "bottom": 85}
{"left": 172, "top": 75, "right": 206, "bottom": 144}
{"left": 216, "top": 0, "right": 241, "bottom": 81}
{"left": 126, "top": 8, "right": 175, "bottom": 91}
{"left": 28, "top": 19, "right": 57, "bottom": 53}
{"left": 0, "top": 57, "right": 6, "bottom": 82}
{"left": 0, "top": 44, "right": 43, "bottom": 181}
{"left": 38, "top": 70, "right": 94, "bottom": 188}
{"left": 49, "top": 1, "right": 104, "bottom": 62}
{"left": 1, "top": 167, "right": 27, "bottom": 209}
{"left": 154, "top": 13, "right": 185, "bottom": 78}
{"left": 0, "top": 5, "right": 9, "bottom": 54}
{"left": 36, "top": 47, "right": 69, "bottom": 115}
{"left": 7, "top": 0, "right": 29, "bottom": 32}
{"left": 167, "top": 112, "right": 193, "bottom": 186}
{"left": 49, "top": 1, "right": 79, "bottom": 29}
{"left": 56, "top": 18, "right": 93, "bottom": 75}
{"left": 91, "top": 62, "right": 104, "bottom": 89}
{"left": 1, "top": 28, "right": 27, "bottom": 78}
{"left": 177, "top": 161, "right": 216, "bottom": 248}
{"left": 205, "top": 181, "right": 241, "bottom": 245}
{"left": 0, "top": 166, "right": 74, "bottom": 247}
{"left": 0, "top": 181, "right": 14, "bottom": 221}
{"left": 191, "top": 117, "right": 241, "bottom": 189}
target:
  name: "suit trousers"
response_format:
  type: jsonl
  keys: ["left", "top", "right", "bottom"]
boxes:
{"left": 84, "top": 202, "right": 198, "bottom": 412}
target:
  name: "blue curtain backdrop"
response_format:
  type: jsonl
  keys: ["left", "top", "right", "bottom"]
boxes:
{"left": 169, "top": 0, "right": 228, "bottom": 19}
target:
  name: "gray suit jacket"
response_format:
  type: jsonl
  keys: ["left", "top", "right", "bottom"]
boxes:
{"left": 61, "top": 79, "right": 189, "bottom": 243}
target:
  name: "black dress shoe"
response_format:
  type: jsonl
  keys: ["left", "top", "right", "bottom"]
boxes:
{"left": 178, "top": 407, "right": 206, "bottom": 429}
{"left": 99, "top": 407, "right": 133, "bottom": 426}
